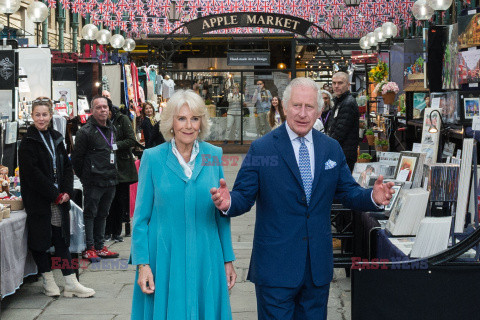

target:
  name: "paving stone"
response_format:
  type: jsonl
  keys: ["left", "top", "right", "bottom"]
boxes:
{"left": 0, "top": 308, "right": 43, "bottom": 320}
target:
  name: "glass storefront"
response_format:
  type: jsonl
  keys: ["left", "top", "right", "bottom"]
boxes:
{"left": 168, "top": 69, "right": 291, "bottom": 143}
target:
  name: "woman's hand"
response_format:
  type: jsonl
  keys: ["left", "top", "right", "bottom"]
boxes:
{"left": 224, "top": 262, "right": 237, "bottom": 290}
{"left": 61, "top": 193, "right": 70, "bottom": 203}
{"left": 137, "top": 264, "right": 155, "bottom": 294}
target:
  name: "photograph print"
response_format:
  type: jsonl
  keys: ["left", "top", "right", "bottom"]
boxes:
{"left": 464, "top": 97, "right": 480, "bottom": 119}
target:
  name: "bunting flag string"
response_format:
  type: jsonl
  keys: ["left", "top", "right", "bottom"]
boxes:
{"left": 64, "top": 0, "right": 416, "bottom": 37}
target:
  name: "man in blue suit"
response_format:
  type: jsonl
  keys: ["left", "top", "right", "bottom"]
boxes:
{"left": 211, "top": 77, "right": 394, "bottom": 320}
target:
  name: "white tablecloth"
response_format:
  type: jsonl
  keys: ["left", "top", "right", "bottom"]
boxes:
{"left": 0, "top": 210, "right": 38, "bottom": 299}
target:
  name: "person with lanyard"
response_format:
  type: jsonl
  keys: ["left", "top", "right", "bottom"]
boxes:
{"left": 19, "top": 97, "right": 95, "bottom": 298}
{"left": 252, "top": 80, "right": 272, "bottom": 136}
{"left": 72, "top": 95, "right": 119, "bottom": 261}
{"left": 320, "top": 89, "right": 334, "bottom": 132}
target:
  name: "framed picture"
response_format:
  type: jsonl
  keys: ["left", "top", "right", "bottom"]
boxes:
{"left": 395, "top": 153, "right": 420, "bottom": 182}
{"left": 458, "top": 49, "right": 480, "bottom": 85}
{"left": 352, "top": 163, "right": 380, "bottom": 188}
{"left": 430, "top": 92, "right": 459, "bottom": 124}
{"left": 463, "top": 97, "right": 480, "bottom": 119}
{"left": 385, "top": 185, "right": 403, "bottom": 212}
{"left": 413, "top": 92, "right": 429, "bottom": 119}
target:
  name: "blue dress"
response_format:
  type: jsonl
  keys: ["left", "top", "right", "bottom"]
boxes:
{"left": 130, "top": 141, "right": 235, "bottom": 319}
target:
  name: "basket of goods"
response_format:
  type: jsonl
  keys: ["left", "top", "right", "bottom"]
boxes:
{"left": 0, "top": 203, "right": 11, "bottom": 221}
{"left": 0, "top": 195, "right": 24, "bottom": 211}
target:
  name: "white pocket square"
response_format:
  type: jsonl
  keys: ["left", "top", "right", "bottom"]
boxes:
{"left": 325, "top": 160, "right": 337, "bottom": 170}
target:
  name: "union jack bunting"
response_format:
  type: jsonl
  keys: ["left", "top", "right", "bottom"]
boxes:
{"left": 62, "top": 0, "right": 415, "bottom": 37}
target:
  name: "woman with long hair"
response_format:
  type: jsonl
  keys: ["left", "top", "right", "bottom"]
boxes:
{"left": 268, "top": 96, "right": 286, "bottom": 129}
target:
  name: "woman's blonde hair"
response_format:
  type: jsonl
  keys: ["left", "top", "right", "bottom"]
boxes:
{"left": 160, "top": 89, "right": 210, "bottom": 141}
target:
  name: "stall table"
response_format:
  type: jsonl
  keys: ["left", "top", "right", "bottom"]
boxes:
{"left": 0, "top": 210, "right": 37, "bottom": 300}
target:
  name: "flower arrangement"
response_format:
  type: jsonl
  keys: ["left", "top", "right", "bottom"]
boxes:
{"left": 368, "top": 61, "right": 389, "bottom": 84}
{"left": 381, "top": 81, "right": 399, "bottom": 95}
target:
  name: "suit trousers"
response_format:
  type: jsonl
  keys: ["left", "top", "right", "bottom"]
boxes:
{"left": 255, "top": 247, "right": 330, "bottom": 320}
{"left": 83, "top": 185, "right": 116, "bottom": 250}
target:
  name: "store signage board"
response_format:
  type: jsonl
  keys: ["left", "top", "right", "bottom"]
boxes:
{"left": 186, "top": 13, "right": 311, "bottom": 36}
{"left": 227, "top": 52, "right": 270, "bottom": 66}
{"left": 351, "top": 51, "right": 378, "bottom": 64}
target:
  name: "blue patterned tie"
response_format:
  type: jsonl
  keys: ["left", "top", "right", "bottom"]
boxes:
{"left": 298, "top": 137, "right": 312, "bottom": 205}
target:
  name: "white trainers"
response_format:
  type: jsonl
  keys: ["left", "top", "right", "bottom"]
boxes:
{"left": 63, "top": 274, "right": 95, "bottom": 298}
{"left": 42, "top": 272, "right": 60, "bottom": 297}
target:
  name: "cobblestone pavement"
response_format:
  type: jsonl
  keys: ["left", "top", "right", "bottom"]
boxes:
{"left": 0, "top": 154, "right": 351, "bottom": 320}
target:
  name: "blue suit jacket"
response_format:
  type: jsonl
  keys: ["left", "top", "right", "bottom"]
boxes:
{"left": 228, "top": 123, "right": 378, "bottom": 287}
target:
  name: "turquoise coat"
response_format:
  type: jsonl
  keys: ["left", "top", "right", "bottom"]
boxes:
{"left": 130, "top": 141, "right": 235, "bottom": 320}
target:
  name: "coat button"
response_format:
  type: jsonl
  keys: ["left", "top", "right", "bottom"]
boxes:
{"left": 302, "top": 237, "right": 308, "bottom": 240}
{"left": 307, "top": 215, "right": 310, "bottom": 219}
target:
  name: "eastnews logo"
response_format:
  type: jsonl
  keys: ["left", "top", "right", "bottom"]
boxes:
{"left": 201, "top": 154, "right": 279, "bottom": 167}
{"left": 52, "top": 258, "right": 129, "bottom": 270}
{"left": 351, "top": 257, "right": 429, "bottom": 270}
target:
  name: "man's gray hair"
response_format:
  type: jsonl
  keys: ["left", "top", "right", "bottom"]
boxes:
{"left": 332, "top": 71, "right": 349, "bottom": 83}
{"left": 282, "top": 77, "right": 324, "bottom": 112}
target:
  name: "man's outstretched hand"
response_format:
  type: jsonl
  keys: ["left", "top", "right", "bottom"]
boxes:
{"left": 210, "top": 178, "right": 231, "bottom": 212}
{"left": 372, "top": 175, "right": 396, "bottom": 206}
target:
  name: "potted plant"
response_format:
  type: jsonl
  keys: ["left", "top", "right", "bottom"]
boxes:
{"left": 357, "top": 153, "right": 373, "bottom": 163}
{"left": 380, "top": 81, "right": 399, "bottom": 105}
{"left": 375, "top": 139, "right": 389, "bottom": 152}
{"left": 365, "top": 129, "right": 375, "bottom": 146}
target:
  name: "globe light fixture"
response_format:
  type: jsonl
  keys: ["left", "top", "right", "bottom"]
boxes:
{"left": 359, "top": 36, "right": 371, "bottom": 50}
{"left": 123, "top": 38, "right": 136, "bottom": 52}
{"left": 96, "top": 29, "right": 112, "bottom": 45}
{"left": 382, "top": 22, "right": 398, "bottom": 38}
{"left": 110, "top": 34, "right": 125, "bottom": 49}
{"left": 0, "top": 0, "right": 21, "bottom": 28}
{"left": 366, "top": 32, "right": 377, "bottom": 47}
{"left": 26, "top": 1, "right": 48, "bottom": 23}
{"left": 374, "top": 27, "right": 387, "bottom": 43}
{"left": 0, "top": 0, "right": 21, "bottom": 15}
{"left": 426, "top": 0, "right": 453, "bottom": 11}
{"left": 412, "top": 0, "right": 434, "bottom": 21}
{"left": 27, "top": 1, "right": 49, "bottom": 45}
{"left": 81, "top": 24, "right": 98, "bottom": 41}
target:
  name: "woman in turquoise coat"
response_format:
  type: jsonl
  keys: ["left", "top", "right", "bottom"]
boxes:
{"left": 130, "top": 89, "right": 236, "bottom": 320}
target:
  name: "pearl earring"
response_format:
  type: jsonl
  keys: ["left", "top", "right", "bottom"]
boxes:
{"left": 199, "top": 129, "right": 201, "bottom": 133}
{"left": 170, "top": 129, "right": 173, "bottom": 133}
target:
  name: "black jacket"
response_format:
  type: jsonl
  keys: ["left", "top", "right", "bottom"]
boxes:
{"left": 19, "top": 126, "right": 73, "bottom": 252}
{"left": 112, "top": 110, "right": 138, "bottom": 184}
{"left": 147, "top": 121, "right": 166, "bottom": 149}
{"left": 140, "top": 117, "right": 156, "bottom": 149}
{"left": 72, "top": 116, "right": 118, "bottom": 187}
{"left": 326, "top": 91, "right": 359, "bottom": 164}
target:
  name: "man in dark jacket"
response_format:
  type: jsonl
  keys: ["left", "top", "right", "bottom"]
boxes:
{"left": 105, "top": 99, "right": 138, "bottom": 242}
{"left": 326, "top": 72, "right": 359, "bottom": 172}
{"left": 72, "top": 96, "right": 119, "bottom": 261}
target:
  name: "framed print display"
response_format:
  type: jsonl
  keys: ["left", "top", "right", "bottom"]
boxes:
{"left": 395, "top": 153, "right": 420, "bottom": 182}
{"left": 443, "top": 24, "right": 459, "bottom": 90}
{"left": 385, "top": 185, "right": 403, "bottom": 212}
{"left": 430, "top": 91, "right": 459, "bottom": 124}
{"left": 352, "top": 163, "right": 380, "bottom": 188}
{"left": 464, "top": 97, "right": 480, "bottom": 119}
{"left": 458, "top": 12, "right": 480, "bottom": 49}
{"left": 413, "top": 92, "right": 428, "bottom": 119}
{"left": 404, "top": 38, "right": 425, "bottom": 91}
{"left": 458, "top": 49, "right": 480, "bottom": 85}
